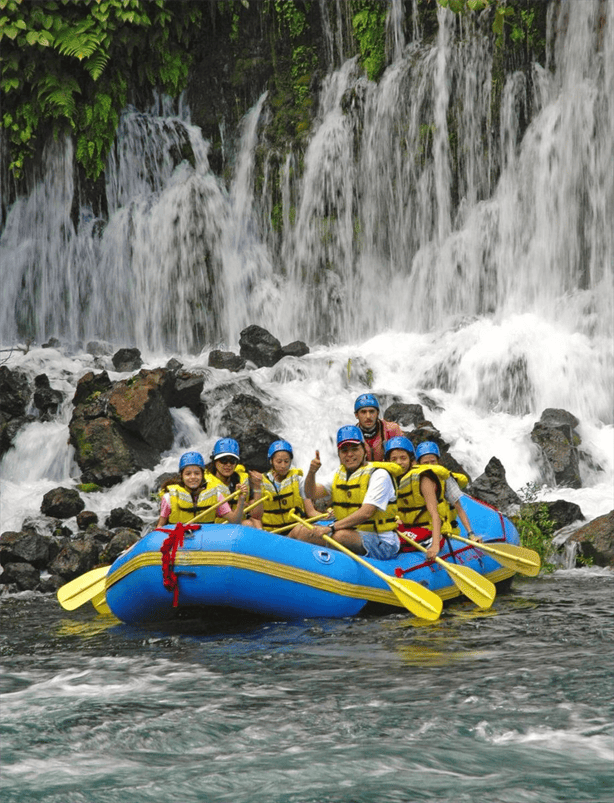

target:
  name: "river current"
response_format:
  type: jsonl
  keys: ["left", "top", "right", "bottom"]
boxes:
{"left": 1, "top": 569, "right": 612, "bottom": 803}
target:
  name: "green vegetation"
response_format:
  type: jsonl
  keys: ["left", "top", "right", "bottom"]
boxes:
{"left": 0, "top": 0, "right": 201, "bottom": 180}
{"left": 77, "top": 482, "right": 103, "bottom": 493}
{"left": 351, "top": 0, "right": 387, "bottom": 81}
{"left": 514, "top": 483, "right": 556, "bottom": 572}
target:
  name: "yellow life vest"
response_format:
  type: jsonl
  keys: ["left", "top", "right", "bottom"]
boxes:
{"left": 444, "top": 471, "right": 469, "bottom": 535}
{"left": 166, "top": 476, "right": 226, "bottom": 524}
{"left": 260, "top": 468, "right": 305, "bottom": 530}
{"left": 213, "top": 465, "right": 249, "bottom": 524}
{"left": 331, "top": 461, "right": 402, "bottom": 533}
{"left": 396, "top": 464, "right": 452, "bottom": 533}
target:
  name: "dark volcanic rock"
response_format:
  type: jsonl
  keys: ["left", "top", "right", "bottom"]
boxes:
{"left": 0, "top": 365, "right": 33, "bottom": 456}
{"left": 0, "top": 529, "right": 54, "bottom": 569}
{"left": 105, "top": 507, "right": 144, "bottom": 531}
{"left": 239, "top": 325, "right": 283, "bottom": 367}
{"left": 571, "top": 510, "right": 614, "bottom": 567}
{"left": 0, "top": 561, "right": 40, "bottom": 590}
{"left": 112, "top": 347, "right": 143, "bottom": 372}
{"left": 33, "top": 373, "right": 64, "bottom": 419}
{"left": 77, "top": 510, "right": 99, "bottom": 530}
{"left": 99, "top": 528, "right": 141, "bottom": 564}
{"left": 220, "top": 393, "right": 281, "bottom": 435}
{"left": 208, "top": 350, "right": 247, "bottom": 372}
{"left": 466, "top": 457, "right": 521, "bottom": 515}
{"left": 280, "top": 340, "right": 310, "bottom": 358}
{"left": 40, "top": 487, "right": 85, "bottom": 519}
{"left": 383, "top": 402, "right": 426, "bottom": 430}
{"left": 48, "top": 537, "right": 101, "bottom": 580}
{"left": 531, "top": 408, "right": 582, "bottom": 488}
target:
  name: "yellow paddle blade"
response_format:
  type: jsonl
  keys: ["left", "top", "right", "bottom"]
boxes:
{"left": 322, "top": 534, "right": 442, "bottom": 621}
{"left": 57, "top": 566, "right": 109, "bottom": 611}
{"left": 454, "top": 535, "right": 541, "bottom": 576}
{"left": 398, "top": 533, "right": 496, "bottom": 609}
{"left": 91, "top": 590, "right": 112, "bottom": 615}
{"left": 437, "top": 560, "right": 496, "bottom": 609}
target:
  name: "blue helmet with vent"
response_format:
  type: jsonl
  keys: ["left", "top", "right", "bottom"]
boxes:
{"left": 179, "top": 451, "right": 205, "bottom": 472}
{"left": 415, "top": 441, "right": 440, "bottom": 460}
{"left": 384, "top": 436, "right": 415, "bottom": 459}
{"left": 336, "top": 425, "right": 365, "bottom": 447}
{"left": 211, "top": 438, "right": 240, "bottom": 460}
{"left": 354, "top": 393, "right": 379, "bottom": 412}
{"left": 268, "top": 440, "right": 293, "bottom": 460}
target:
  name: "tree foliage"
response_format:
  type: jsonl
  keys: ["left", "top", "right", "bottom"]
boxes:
{"left": 0, "top": 0, "right": 201, "bottom": 179}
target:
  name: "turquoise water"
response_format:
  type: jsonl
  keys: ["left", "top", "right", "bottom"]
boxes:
{"left": 1, "top": 570, "right": 613, "bottom": 803}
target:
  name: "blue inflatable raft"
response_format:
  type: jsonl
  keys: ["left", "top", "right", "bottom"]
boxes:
{"left": 105, "top": 497, "right": 522, "bottom": 624}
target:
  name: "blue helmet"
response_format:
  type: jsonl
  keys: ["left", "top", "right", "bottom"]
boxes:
{"left": 268, "top": 440, "right": 293, "bottom": 460}
{"left": 384, "top": 436, "right": 415, "bottom": 459}
{"left": 336, "top": 425, "right": 365, "bottom": 448}
{"left": 211, "top": 438, "right": 240, "bottom": 460}
{"left": 415, "top": 441, "right": 440, "bottom": 460}
{"left": 354, "top": 393, "right": 380, "bottom": 412}
{"left": 179, "top": 451, "right": 205, "bottom": 472}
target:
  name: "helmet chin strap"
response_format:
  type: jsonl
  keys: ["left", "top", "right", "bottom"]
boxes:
{"left": 359, "top": 421, "right": 379, "bottom": 439}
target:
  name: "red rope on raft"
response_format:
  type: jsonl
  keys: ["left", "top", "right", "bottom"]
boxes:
{"left": 159, "top": 523, "right": 198, "bottom": 606}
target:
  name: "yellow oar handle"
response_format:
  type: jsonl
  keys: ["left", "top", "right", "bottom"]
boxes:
{"left": 187, "top": 488, "right": 243, "bottom": 525}
{"left": 269, "top": 509, "right": 331, "bottom": 534}
{"left": 452, "top": 533, "right": 541, "bottom": 573}
{"left": 242, "top": 490, "right": 272, "bottom": 514}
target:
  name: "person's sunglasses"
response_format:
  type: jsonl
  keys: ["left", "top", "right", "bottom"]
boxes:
{"left": 217, "top": 457, "right": 238, "bottom": 465}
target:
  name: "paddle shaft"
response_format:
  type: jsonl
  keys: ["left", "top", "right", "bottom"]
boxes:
{"left": 290, "top": 511, "right": 442, "bottom": 620}
{"left": 269, "top": 508, "right": 332, "bottom": 534}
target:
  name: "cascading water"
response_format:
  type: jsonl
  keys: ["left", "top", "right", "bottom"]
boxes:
{"left": 0, "top": 0, "right": 612, "bottom": 538}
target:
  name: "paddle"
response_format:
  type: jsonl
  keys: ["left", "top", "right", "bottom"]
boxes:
{"left": 269, "top": 508, "right": 333, "bottom": 534}
{"left": 288, "top": 511, "right": 442, "bottom": 621}
{"left": 397, "top": 531, "right": 496, "bottom": 609}
{"left": 57, "top": 488, "right": 245, "bottom": 611}
{"left": 452, "top": 533, "right": 541, "bottom": 576}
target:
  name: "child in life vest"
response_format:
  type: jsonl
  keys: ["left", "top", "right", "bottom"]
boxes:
{"left": 414, "top": 441, "right": 481, "bottom": 541}
{"left": 249, "top": 440, "right": 323, "bottom": 533}
{"left": 156, "top": 449, "right": 247, "bottom": 528}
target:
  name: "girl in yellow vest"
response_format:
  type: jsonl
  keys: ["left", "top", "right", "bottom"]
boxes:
{"left": 415, "top": 441, "right": 480, "bottom": 540}
{"left": 384, "top": 436, "right": 444, "bottom": 560}
{"left": 249, "top": 440, "right": 322, "bottom": 533}
{"left": 156, "top": 447, "right": 247, "bottom": 528}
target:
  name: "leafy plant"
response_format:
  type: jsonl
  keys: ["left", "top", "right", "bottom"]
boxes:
{"left": 514, "top": 483, "right": 556, "bottom": 571}
{"left": 0, "top": 0, "right": 201, "bottom": 180}
{"left": 352, "top": 0, "right": 387, "bottom": 81}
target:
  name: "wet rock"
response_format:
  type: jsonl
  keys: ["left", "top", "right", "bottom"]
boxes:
{"left": 0, "top": 366, "right": 31, "bottom": 417}
{"left": 0, "top": 529, "right": 53, "bottom": 569}
{"left": 33, "top": 374, "right": 64, "bottom": 419}
{"left": 0, "top": 365, "right": 33, "bottom": 456}
{"left": 160, "top": 369, "right": 207, "bottom": 424}
{"left": 0, "top": 561, "right": 40, "bottom": 590}
{"left": 239, "top": 325, "right": 283, "bottom": 367}
{"left": 86, "top": 340, "right": 113, "bottom": 357}
{"left": 220, "top": 393, "right": 281, "bottom": 436}
{"left": 40, "top": 487, "right": 85, "bottom": 519}
{"left": 235, "top": 424, "right": 281, "bottom": 472}
{"left": 571, "top": 510, "right": 614, "bottom": 567}
{"left": 344, "top": 356, "right": 373, "bottom": 388}
{"left": 281, "top": 341, "right": 309, "bottom": 358}
{"left": 112, "top": 347, "right": 143, "bottom": 372}
{"left": 99, "top": 528, "right": 141, "bottom": 564}
{"left": 48, "top": 536, "right": 101, "bottom": 580}
{"left": 77, "top": 510, "right": 99, "bottom": 530}
{"left": 84, "top": 525, "right": 113, "bottom": 544}
{"left": 38, "top": 573, "right": 66, "bottom": 592}
{"left": 384, "top": 402, "right": 425, "bottom": 430}
{"left": 42, "top": 336, "right": 61, "bottom": 349}
{"left": 531, "top": 408, "right": 582, "bottom": 488}
{"left": 208, "top": 350, "right": 247, "bottom": 372}
{"left": 466, "top": 457, "right": 521, "bottom": 516}
{"left": 165, "top": 357, "right": 183, "bottom": 370}
{"left": 69, "top": 369, "right": 174, "bottom": 486}
{"left": 544, "top": 499, "right": 585, "bottom": 529}
{"left": 105, "top": 507, "right": 144, "bottom": 531}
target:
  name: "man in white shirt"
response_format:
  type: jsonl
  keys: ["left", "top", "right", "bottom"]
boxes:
{"left": 296, "top": 425, "right": 400, "bottom": 559}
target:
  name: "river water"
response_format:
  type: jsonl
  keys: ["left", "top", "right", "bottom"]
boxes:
{"left": 1, "top": 569, "right": 612, "bottom": 803}
{"left": 1, "top": 2, "right": 613, "bottom": 800}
